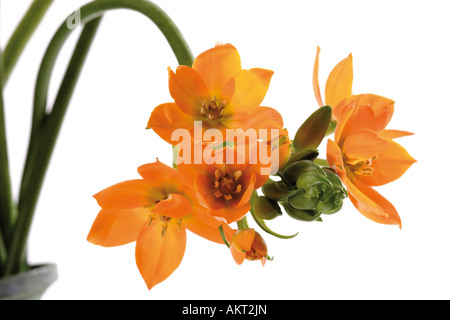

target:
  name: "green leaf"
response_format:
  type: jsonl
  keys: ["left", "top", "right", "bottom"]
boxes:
{"left": 293, "top": 106, "right": 332, "bottom": 153}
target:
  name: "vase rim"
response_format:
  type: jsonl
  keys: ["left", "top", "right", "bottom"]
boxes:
{"left": 0, "top": 263, "right": 58, "bottom": 300}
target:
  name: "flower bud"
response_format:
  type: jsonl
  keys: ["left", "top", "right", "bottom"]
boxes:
{"left": 293, "top": 105, "right": 332, "bottom": 153}
{"left": 282, "top": 201, "right": 322, "bottom": 222}
{"left": 282, "top": 160, "right": 325, "bottom": 185}
{"left": 315, "top": 168, "right": 347, "bottom": 214}
{"left": 262, "top": 179, "right": 297, "bottom": 201}
{"left": 284, "top": 149, "right": 319, "bottom": 168}
{"left": 252, "top": 196, "right": 282, "bottom": 220}
{"left": 283, "top": 162, "right": 347, "bottom": 220}
{"left": 230, "top": 229, "right": 268, "bottom": 266}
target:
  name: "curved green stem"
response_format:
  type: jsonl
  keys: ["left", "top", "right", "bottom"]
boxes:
{"left": 237, "top": 215, "right": 250, "bottom": 230}
{"left": 7, "top": 0, "right": 193, "bottom": 276}
{"left": 4, "top": 17, "right": 103, "bottom": 276}
{"left": 3, "top": 0, "right": 54, "bottom": 85}
{"left": 31, "top": 0, "right": 193, "bottom": 135}
{"left": 20, "top": 0, "right": 193, "bottom": 203}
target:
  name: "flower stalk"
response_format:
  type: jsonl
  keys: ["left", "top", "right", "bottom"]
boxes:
{"left": 3, "top": 0, "right": 194, "bottom": 276}
{"left": 0, "top": 9, "right": 14, "bottom": 273}
{"left": 3, "top": 0, "right": 54, "bottom": 85}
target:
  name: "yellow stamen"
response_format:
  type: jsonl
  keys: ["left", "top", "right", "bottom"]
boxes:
{"left": 200, "top": 97, "right": 226, "bottom": 121}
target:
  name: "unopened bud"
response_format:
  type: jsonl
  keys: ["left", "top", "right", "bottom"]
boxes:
{"left": 252, "top": 196, "right": 282, "bottom": 220}
{"left": 282, "top": 160, "right": 324, "bottom": 185}
{"left": 262, "top": 179, "right": 297, "bottom": 202}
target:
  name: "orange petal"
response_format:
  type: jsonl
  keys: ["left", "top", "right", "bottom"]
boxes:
{"left": 343, "top": 129, "right": 388, "bottom": 161}
{"left": 87, "top": 208, "right": 148, "bottom": 247}
{"left": 313, "top": 46, "right": 324, "bottom": 107}
{"left": 380, "top": 129, "right": 414, "bottom": 140}
{"left": 326, "top": 139, "right": 346, "bottom": 183}
{"left": 357, "top": 139, "right": 416, "bottom": 186}
{"left": 228, "top": 106, "right": 284, "bottom": 133}
{"left": 152, "top": 193, "right": 192, "bottom": 218}
{"left": 230, "top": 242, "right": 246, "bottom": 265}
{"left": 93, "top": 180, "right": 156, "bottom": 209}
{"left": 231, "top": 172, "right": 256, "bottom": 208}
{"left": 334, "top": 104, "right": 356, "bottom": 147}
{"left": 194, "top": 174, "right": 225, "bottom": 210}
{"left": 135, "top": 220, "right": 186, "bottom": 290}
{"left": 183, "top": 205, "right": 234, "bottom": 244}
{"left": 222, "top": 68, "right": 273, "bottom": 117}
{"left": 351, "top": 94, "right": 395, "bottom": 133}
{"left": 147, "top": 102, "right": 196, "bottom": 146}
{"left": 347, "top": 179, "right": 401, "bottom": 227}
{"left": 325, "top": 53, "right": 353, "bottom": 109}
{"left": 232, "top": 228, "right": 255, "bottom": 252}
{"left": 137, "top": 159, "right": 184, "bottom": 192}
{"left": 177, "top": 163, "right": 209, "bottom": 190}
{"left": 193, "top": 43, "right": 242, "bottom": 95}
{"left": 168, "top": 66, "right": 209, "bottom": 116}
{"left": 208, "top": 201, "right": 251, "bottom": 224}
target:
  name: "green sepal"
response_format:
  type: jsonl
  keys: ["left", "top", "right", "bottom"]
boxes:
{"left": 282, "top": 201, "right": 322, "bottom": 222}
{"left": 322, "top": 167, "right": 348, "bottom": 196}
{"left": 318, "top": 197, "right": 344, "bottom": 215}
{"left": 282, "top": 160, "right": 324, "bottom": 185}
{"left": 296, "top": 170, "right": 333, "bottom": 190}
{"left": 293, "top": 106, "right": 332, "bottom": 153}
{"left": 252, "top": 196, "right": 282, "bottom": 220}
{"left": 262, "top": 179, "right": 298, "bottom": 201}
{"left": 285, "top": 149, "right": 319, "bottom": 167}
{"left": 288, "top": 190, "right": 319, "bottom": 210}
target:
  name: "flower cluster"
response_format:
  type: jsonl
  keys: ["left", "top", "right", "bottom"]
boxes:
{"left": 87, "top": 44, "right": 415, "bottom": 290}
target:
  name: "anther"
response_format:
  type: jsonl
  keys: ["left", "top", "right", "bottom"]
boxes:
{"left": 232, "top": 170, "right": 242, "bottom": 181}
{"left": 223, "top": 194, "right": 232, "bottom": 201}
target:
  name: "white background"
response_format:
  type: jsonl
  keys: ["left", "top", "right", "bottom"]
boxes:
{"left": 1, "top": 0, "right": 449, "bottom": 299}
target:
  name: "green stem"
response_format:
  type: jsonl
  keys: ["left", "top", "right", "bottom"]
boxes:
{"left": 218, "top": 225, "right": 230, "bottom": 248}
{"left": 237, "top": 215, "right": 250, "bottom": 230}
{"left": 7, "top": 0, "right": 193, "bottom": 276}
{"left": 4, "top": 18, "right": 103, "bottom": 276}
{"left": 20, "top": 0, "right": 193, "bottom": 203}
{"left": 3, "top": 0, "right": 54, "bottom": 84}
{"left": 0, "top": 13, "right": 14, "bottom": 272}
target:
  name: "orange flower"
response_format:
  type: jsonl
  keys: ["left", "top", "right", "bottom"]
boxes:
{"left": 147, "top": 43, "right": 283, "bottom": 145}
{"left": 177, "top": 144, "right": 269, "bottom": 224}
{"left": 230, "top": 229, "right": 268, "bottom": 266}
{"left": 326, "top": 94, "right": 416, "bottom": 227}
{"left": 87, "top": 159, "right": 233, "bottom": 290}
{"left": 313, "top": 46, "right": 354, "bottom": 121}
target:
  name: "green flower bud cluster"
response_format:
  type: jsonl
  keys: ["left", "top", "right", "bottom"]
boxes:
{"left": 255, "top": 159, "right": 347, "bottom": 222}
{"left": 249, "top": 106, "right": 346, "bottom": 240}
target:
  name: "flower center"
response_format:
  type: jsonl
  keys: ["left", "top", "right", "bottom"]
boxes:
{"left": 344, "top": 156, "right": 376, "bottom": 176}
{"left": 214, "top": 169, "right": 243, "bottom": 200}
{"left": 147, "top": 213, "right": 183, "bottom": 238}
{"left": 245, "top": 248, "right": 265, "bottom": 261}
{"left": 201, "top": 96, "right": 226, "bottom": 121}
